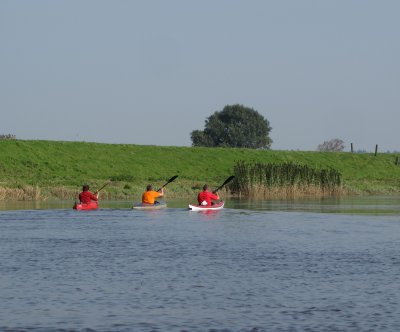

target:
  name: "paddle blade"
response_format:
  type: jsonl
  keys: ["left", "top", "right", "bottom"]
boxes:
{"left": 213, "top": 175, "right": 235, "bottom": 193}
{"left": 166, "top": 175, "right": 178, "bottom": 184}
{"left": 157, "top": 175, "right": 178, "bottom": 191}
{"left": 221, "top": 175, "right": 235, "bottom": 187}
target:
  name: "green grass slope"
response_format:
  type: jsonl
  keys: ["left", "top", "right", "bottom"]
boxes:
{"left": 1, "top": 140, "right": 400, "bottom": 199}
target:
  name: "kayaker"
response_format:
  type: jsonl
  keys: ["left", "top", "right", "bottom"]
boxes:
{"left": 197, "top": 184, "right": 219, "bottom": 206}
{"left": 142, "top": 185, "right": 164, "bottom": 205}
{"left": 79, "top": 184, "right": 99, "bottom": 204}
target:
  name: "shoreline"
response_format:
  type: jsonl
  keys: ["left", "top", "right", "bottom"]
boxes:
{"left": 1, "top": 184, "right": 399, "bottom": 202}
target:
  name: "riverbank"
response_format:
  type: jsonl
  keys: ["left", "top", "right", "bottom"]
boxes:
{"left": 1, "top": 139, "right": 400, "bottom": 200}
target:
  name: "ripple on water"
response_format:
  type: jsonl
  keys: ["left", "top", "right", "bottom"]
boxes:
{"left": 0, "top": 208, "right": 400, "bottom": 331}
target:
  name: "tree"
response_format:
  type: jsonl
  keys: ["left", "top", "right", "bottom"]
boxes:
{"left": 317, "top": 138, "right": 345, "bottom": 152}
{"left": 191, "top": 104, "right": 272, "bottom": 149}
{"left": 190, "top": 130, "right": 214, "bottom": 147}
{"left": 0, "top": 134, "right": 16, "bottom": 140}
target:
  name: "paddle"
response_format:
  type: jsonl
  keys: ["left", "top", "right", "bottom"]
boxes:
{"left": 95, "top": 180, "right": 111, "bottom": 194}
{"left": 157, "top": 175, "right": 178, "bottom": 192}
{"left": 212, "top": 175, "right": 235, "bottom": 194}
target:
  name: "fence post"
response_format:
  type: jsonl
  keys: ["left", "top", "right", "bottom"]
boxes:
{"left": 395, "top": 156, "right": 399, "bottom": 165}
{"left": 374, "top": 144, "right": 378, "bottom": 156}
{"left": 350, "top": 143, "right": 353, "bottom": 153}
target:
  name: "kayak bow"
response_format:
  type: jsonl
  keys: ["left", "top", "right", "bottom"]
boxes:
{"left": 73, "top": 201, "right": 99, "bottom": 211}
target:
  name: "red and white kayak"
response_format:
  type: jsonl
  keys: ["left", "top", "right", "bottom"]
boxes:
{"left": 73, "top": 201, "right": 99, "bottom": 211}
{"left": 188, "top": 201, "right": 224, "bottom": 211}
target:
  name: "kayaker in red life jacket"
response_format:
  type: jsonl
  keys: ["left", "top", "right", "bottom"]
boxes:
{"left": 79, "top": 184, "right": 99, "bottom": 204}
{"left": 197, "top": 184, "right": 220, "bottom": 206}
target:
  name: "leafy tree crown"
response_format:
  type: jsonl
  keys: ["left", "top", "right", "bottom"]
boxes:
{"left": 191, "top": 104, "right": 272, "bottom": 149}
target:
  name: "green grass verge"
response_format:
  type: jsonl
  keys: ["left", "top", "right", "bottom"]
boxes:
{"left": 1, "top": 140, "right": 400, "bottom": 200}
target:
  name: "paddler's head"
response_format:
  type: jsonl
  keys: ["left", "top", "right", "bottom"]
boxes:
{"left": 83, "top": 184, "right": 89, "bottom": 191}
{"left": 203, "top": 184, "right": 208, "bottom": 191}
{"left": 146, "top": 185, "right": 153, "bottom": 191}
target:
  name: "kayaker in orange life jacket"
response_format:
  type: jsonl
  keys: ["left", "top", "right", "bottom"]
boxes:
{"left": 79, "top": 184, "right": 99, "bottom": 204}
{"left": 197, "top": 184, "right": 220, "bottom": 206}
{"left": 142, "top": 185, "right": 164, "bottom": 204}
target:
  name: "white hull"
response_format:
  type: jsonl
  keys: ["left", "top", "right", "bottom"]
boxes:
{"left": 132, "top": 202, "right": 167, "bottom": 210}
{"left": 188, "top": 201, "right": 224, "bottom": 211}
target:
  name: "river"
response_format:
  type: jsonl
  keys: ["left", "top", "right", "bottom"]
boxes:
{"left": 0, "top": 197, "right": 399, "bottom": 331}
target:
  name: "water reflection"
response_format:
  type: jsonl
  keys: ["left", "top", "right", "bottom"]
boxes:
{"left": 1, "top": 196, "right": 400, "bottom": 214}
{"left": 0, "top": 200, "right": 71, "bottom": 211}
{"left": 0, "top": 200, "right": 133, "bottom": 211}
{"left": 188, "top": 209, "right": 223, "bottom": 221}
{"left": 228, "top": 196, "right": 400, "bottom": 214}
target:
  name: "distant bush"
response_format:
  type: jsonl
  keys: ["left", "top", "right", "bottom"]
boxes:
{"left": 317, "top": 138, "right": 345, "bottom": 152}
{"left": 0, "top": 134, "right": 16, "bottom": 140}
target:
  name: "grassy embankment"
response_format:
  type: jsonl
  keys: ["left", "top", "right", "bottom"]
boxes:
{"left": 1, "top": 140, "right": 400, "bottom": 200}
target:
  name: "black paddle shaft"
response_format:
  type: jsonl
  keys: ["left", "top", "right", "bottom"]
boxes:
{"left": 95, "top": 181, "right": 111, "bottom": 193}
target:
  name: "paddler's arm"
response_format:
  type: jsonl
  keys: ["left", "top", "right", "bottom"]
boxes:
{"left": 211, "top": 192, "right": 220, "bottom": 201}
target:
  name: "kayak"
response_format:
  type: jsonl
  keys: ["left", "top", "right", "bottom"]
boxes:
{"left": 188, "top": 201, "right": 224, "bottom": 211}
{"left": 132, "top": 202, "right": 167, "bottom": 210}
{"left": 73, "top": 201, "right": 99, "bottom": 210}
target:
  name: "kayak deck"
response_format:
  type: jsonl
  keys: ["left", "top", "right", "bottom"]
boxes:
{"left": 188, "top": 201, "right": 224, "bottom": 211}
{"left": 73, "top": 201, "right": 99, "bottom": 210}
{"left": 132, "top": 202, "right": 167, "bottom": 210}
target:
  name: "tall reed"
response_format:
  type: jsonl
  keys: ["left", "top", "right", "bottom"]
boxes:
{"left": 0, "top": 185, "right": 41, "bottom": 201}
{"left": 230, "top": 161, "right": 343, "bottom": 198}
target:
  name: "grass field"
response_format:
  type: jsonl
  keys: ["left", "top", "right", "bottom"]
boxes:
{"left": 1, "top": 140, "right": 400, "bottom": 200}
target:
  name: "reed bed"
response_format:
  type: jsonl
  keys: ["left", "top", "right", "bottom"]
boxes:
{"left": 230, "top": 161, "right": 343, "bottom": 198}
{"left": 49, "top": 186, "right": 78, "bottom": 200}
{"left": 0, "top": 184, "right": 199, "bottom": 201}
{"left": 0, "top": 185, "right": 42, "bottom": 201}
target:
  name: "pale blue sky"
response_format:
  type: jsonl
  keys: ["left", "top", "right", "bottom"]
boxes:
{"left": 1, "top": 0, "right": 399, "bottom": 151}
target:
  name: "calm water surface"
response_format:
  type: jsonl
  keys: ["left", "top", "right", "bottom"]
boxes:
{"left": 1, "top": 198, "right": 400, "bottom": 331}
